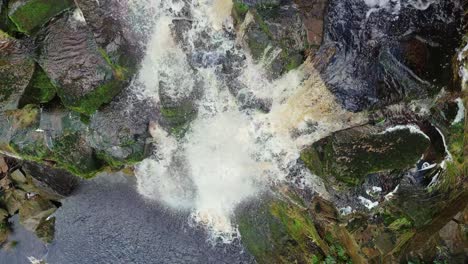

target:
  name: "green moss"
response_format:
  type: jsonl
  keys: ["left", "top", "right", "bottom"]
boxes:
{"left": 232, "top": 1, "right": 249, "bottom": 23}
{"left": 8, "top": 0, "right": 75, "bottom": 34}
{"left": 19, "top": 64, "right": 56, "bottom": 105}
{"left": 388, "top": 217, "right": 413, "bottom": 231}
{"left": 52, "top": 133, "right": 103, "bottom": 178}
{"left": 435, "top": 122, "right": 465, "bottom": 192}
{"left": 64, "top": 78, "right": 123, "bottom": 115}
{"left": 98, "top": 48, "right": 129, "bottom": 81}
{"left": 301, "top": 127, "right": 431, "bottom": 186}
{"left": 161, "top": 103, "right": 197, "bottom": 137}
{"left": 238, "top": 199, "right": 329, "bottom": 264}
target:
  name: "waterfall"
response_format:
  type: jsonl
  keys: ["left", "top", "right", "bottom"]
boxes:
{"left": 130, "top": 0, "right": 367, "bottom": 241}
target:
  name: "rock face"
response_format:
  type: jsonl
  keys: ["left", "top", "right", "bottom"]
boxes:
{"left": 320, "top": 0, "right": 463, "bottom": 111}
{"left": 36, "top": 10, "right": 126, "bottom": 115}
{"left": 21, "top": 161, "right": 79, "bottom": 197}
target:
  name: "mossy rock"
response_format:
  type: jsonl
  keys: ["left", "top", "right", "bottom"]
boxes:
{"left": 238, "top": 198, "right": 328, "bottom": 263}
{"left": 0, "top": 106, "right": 105, "bottom": 178}
{"left": 18, "top": 196, "right": 56, "bottom": 232}
{"left": 8, "top": 0, "right": 75, "bottom": 35}
{"left": 19, "top": 64, "right": 56, "bottom": 106}
{"left": 37, "top": 11, "right": 128, "bottom": 115}
{"left": 301, "top": 125, "right": 431, "bottom": 185}
{"left": 35, "top": 216, "right": 55, "bottom": 243}
{"left": 242, "top": 6, "right": 306, "bottom": 76}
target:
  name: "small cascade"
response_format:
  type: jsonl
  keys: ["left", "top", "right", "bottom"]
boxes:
{"left": 131, "top": 0, "right": 366, "bottom": 241}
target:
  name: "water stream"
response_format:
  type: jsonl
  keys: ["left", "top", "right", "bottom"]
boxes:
{"left": 130, "top": 0, "right": 367, "bottom": 241}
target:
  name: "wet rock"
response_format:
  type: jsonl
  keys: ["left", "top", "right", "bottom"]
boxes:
{"left": 74, "top": 0, "right": 143, "bottom": 72}
{"left": 87, "top": 91, "right": 155, "bottom": 166}
{"left": 35, "top": 216, "right": 54, "bottom": 243}
{"left": 301, "top": 124, "right": 431, "bottom": 185}
{"left": 8, "top": 0, "right": 74, "bottom": 35}
{"left": 21, "top": 161, "right": 79, "bottom": 197}
{"left": 238, "top": 1, "right": 308, "bottom": 76}
{"left": 18, "top": 196, "right": 56, "bottom": 232}
{"left": 0, "top": 30, "right": 34, "bottom": 111}
{"left": 320, "top": 0, "right": 463, "bottom": 111}
{"left": 36, "top": 10, "right": 126, "bottom": 115}
{"left": 237, "top": 196, "right": 329, "bottom": 263}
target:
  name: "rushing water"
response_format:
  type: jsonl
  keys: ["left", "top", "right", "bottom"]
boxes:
{"left": 131, "top": 0, "right": 367, "bottom": 240}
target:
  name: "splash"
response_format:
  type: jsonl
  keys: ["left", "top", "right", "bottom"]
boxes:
{"left": 131, "top": 0, "right": 367, "bottom": 241}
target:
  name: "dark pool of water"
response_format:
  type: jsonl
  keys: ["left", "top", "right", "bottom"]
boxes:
{"left": 1, "top": 173, "right": 253, "bottom": 264}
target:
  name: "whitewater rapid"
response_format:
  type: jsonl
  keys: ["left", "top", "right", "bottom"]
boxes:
{"left": 130, "top": 0, "right": 367, "bottom": 241}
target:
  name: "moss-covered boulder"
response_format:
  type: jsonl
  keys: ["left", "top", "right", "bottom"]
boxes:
{"left": 36, "top": 10, "right": 128, "bottom": 115}
{"left": 0, "top": 30, "right": 35, "bottom": 111}
{"left": 8, "top": 0, "right": 74, "bottom": 35}
{"left": 301, "top": 125, "right": 431, "bottom": 185}
{"left": 237, "top": 191, "right": 362, "bottom": 264}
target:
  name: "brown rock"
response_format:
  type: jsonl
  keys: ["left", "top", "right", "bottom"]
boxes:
{"left": 293, "top": 0, "right": 328, "bottom": 48}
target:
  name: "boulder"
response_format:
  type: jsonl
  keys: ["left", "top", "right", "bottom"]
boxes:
{"left": 74, "top": 0, "right": 142, "bottom": 70}
{"left": 87, "top": 92, "right": 156, "bottom": 165}
{"left": 301, "top": 124, "right": 431, "bottom": 185}
{"left": 36, "top": 10, "right": 126, "bottom": 115}
{"left": 8, "top": 0, "right": 74, "bottom": 35}
{"left": 0, "top": 30, "right": 34, "bottom": 111}
{"left": 35, "top": 216, "right": 55, "bottom": 243}
{"left": 19, "top": 196, "right": 56, "bottom": 232}
{"left": 21, "top": 161, "right": 79, "bottom": 197}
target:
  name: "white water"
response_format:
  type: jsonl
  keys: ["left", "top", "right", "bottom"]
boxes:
{"left": 131, "top": 0, "right": 367, "bottom": 241}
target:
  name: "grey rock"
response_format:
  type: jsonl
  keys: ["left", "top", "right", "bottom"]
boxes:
{"left": 0, "top": 32, "right": 35, "bottom": 111}
{"left": 21, "top": 161, "right": 79, "bottom": 197}
{"left": 36, "top": 10, "right": 118, "bottom": 114}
